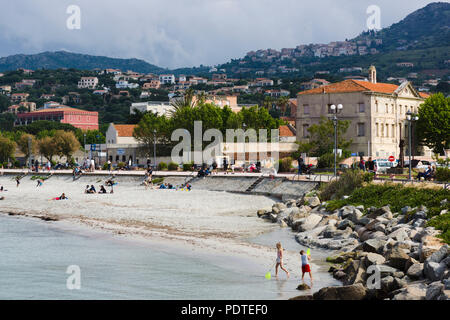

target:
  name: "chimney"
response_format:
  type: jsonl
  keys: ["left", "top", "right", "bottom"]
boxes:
{"left": 369, "top": 65, "right": 377, "bottom": 84}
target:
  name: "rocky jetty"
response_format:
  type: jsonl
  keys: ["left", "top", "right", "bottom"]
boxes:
{"left": 259, "top": 194, "right": 450, "bottom": 300}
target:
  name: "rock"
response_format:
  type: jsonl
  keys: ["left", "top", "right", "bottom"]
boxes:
{"left": 297, "top": 213, "right": 323, "bottom": 232}
{"left": 368, "top": 231, "right": 387, "bottom": 240}
{"left": 424, "top": 261, "right": 447, "bottom": 281}
{"left": 313, "top": 283, "right": 367, "bottom": 300}
{"left": 441, "top": 209, "right": 448, "bottom": 216}
{"left": 279, "top": 220, "right": 288, "bottom": 228}
{"left": 419, "top": 236, "right": 445, "bottom": 262}
{"left": 274, "top": 202, "right": 287, "bottom": 210}
{"left": 413, "top": 219, "right": 426, "bottom": 228}
{"left": 443, "top": 256, "right": 450, "bottom": 268}
{"left": 406, "top": 263, "right": 424, "bottom": 279}
{"left": 305, "top": 196, "right": 320, "bottom": 208}
{"left": 392, "top": 283, "right": 427, "bottom": 300}
{"left": 444, "top": 279, "right": 450, "bottom": 290}
{"left": 437, "top": 290, "right": 450, "bottom": 300}
{"left": 413, "top": 211, "right": 427, "bottom": 220}
{"left": 296, "top": 283, "right": 311, "bottom": 291}
{"left": 269, "top": 214, "right": 278, "bottom": 223}
{"left": 364, "top": 253, "right": 386, "bottom": 268}
{"left": 376, "top": 265, "right": 400, "bottom": 277}
{"left": 289, "top": 295, "right": 313, "bottom": 300}
{"left": 257, "top": 209, "right": 267, "bottom": 217}
{"left": 271, "top": 206, "right": 280, "bottom": 215}
{"left": 427, "top": 244, "right": 449, "bottom": 264}
{"left": 349, "top": 209, "right": 363, "bottom": 223}
{"left": 337, "top": 219, "right": 355, "bottom": 230}
{"left": 363, "top": 239, "right": 386, "bottom": 254}
{"left": 388, "top": 228, "right": 410, "bottom": 242}
{"left": 367, "top": 206, "right": 391, "bottom": 219}
{"left": 393, "top": 277, "right": 408, "bottom": 290}
{"left": 426, "top": 281, "right": 444, "bottom": 300}
{"left": 401, "top": 206, "right": 413, "bottom": 215}
{"left": 381, "top": 276, "right": 397, "bottom": 293}
{"left": 358, "top": 217, "right": 372, "bottom": 226}
{"left": 374, "top": 223, "right": 386, "bottom": 234}
{"left": 386, "top": 247, "right": 411, "bottom": 271}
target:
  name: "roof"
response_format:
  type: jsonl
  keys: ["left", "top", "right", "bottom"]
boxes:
{"left": 114, "top": 124, "right": 137, "bottom": 137}
{"left": 19, "top": 107, "right": 97, "bottom": 114}
{"left": 279, "top": 125, "right": 295, "bottom": 137}
{"left": 298, "top": 79, "right": 400, "bottom": 95}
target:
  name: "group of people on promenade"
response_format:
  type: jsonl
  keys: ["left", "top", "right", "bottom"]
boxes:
{"left": 275, "top": 242, "right": 313, "bottom": 286}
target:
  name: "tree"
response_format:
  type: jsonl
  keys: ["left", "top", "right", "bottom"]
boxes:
{"left": 295, "top": 117, "right": 352, "bottom": 157}
{"left": 0, "top": 95, "right": 10, "bottom": 113}
{"left": 53, "top": 130, "right": 81, "bottom": 161}
{"left": 38, "top": 136, "right": 58, "bottom": 162}
{"left": 169, "top": 88, "right": 197, "bottom": 115}
{"left": 16, "top": 133, "right": 38, "bottom": 164}
{"left": 133, "top": 113, "right": 171, "bottom": 157}
{"left": 416, "top": 93, "right": 450, "bottom": 154}
{"left": 0, "top": 135, "right": 16, "bottom": 164}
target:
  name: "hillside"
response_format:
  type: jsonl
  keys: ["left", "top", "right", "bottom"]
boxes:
{"left": 0, "top": 51, "right": 166, "bottom": 74}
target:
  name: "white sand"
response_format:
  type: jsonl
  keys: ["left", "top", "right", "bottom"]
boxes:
{"left": 0, "top": 176, "right": 317, "bottom": 277}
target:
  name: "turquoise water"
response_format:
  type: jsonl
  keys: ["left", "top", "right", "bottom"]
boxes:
{"left": 0, "top": 214, "right": 338, "bottom": 299}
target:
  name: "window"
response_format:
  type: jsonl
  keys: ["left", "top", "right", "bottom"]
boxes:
{"left": 381, "top": 124, "right": 384, "bottom": 137}
{"left": 304, "top": 105, "right": 310, "bottom": 114}
{"left": 303, "top": 124, "right": 309, "bottom": 138}
{"left": 357, "top": 123, "right": 365, "bottom": 137}
{"left": 376, "top": 123, "right": 379, "bottom": 137}
{"left": 392, "top": 124, "right": 396, "bottom": 138}
{"left": 358, "top": 103, "right": 365, "bottom": 113}
{"left": 386, "top": 124, "right": 389, "bottom": 137}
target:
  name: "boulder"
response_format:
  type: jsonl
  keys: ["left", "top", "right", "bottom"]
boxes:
{"left": 279, "top": 220, "right": 288, "bottom": 228}
{"left": 413, "top": 211, "right": 427, "bottom": 220}
{"left": 381, "top": 276, "right": 397, "bottom": 293}
{"left": 392, "top": 283, "right": 427, "bottom": 300}
{"left": 274, "top": 202, "right": 287, "bottom": 210}
{"left": 367, "top": 206, "right": 391, "bottom": 219}
{"left": 256, "top": 209, "right": 267, "bottom": 217}
{"left": 363, "top": 239, "right": 386, "bottom": 254}
{"left": 419, "top": 236, "right": 445, "bottom": 262}
{"left": 271, "top": 206, "right": 280, "bottom": 215}
{"left": 374, "top": 223, "right": 386, "bottom": 234}
{"left": 427, "top": 244, "right": 449, "bottom": 264}
{"left": 337, "top": 219, "right": 355, "bottom": 230}
{"left": 364, "top": 253, "right": 386, "bottom": 268}
{"left": 269, "top": 214, "right": 278, "bottom": 223}
{"left": 313, "top": 283, "right": 367, "bottom": 300}
{"left": 386, "top": 247, "right": 411, "bottom": 271}
{"left": 377, "top": 265, "right": 400, "bottom": 277}
{"left": 406, "top": 263, "right": 424, "bottom": 280}
{"left": 388, "top": 228, "right": 410, "bottom": 242}
{"left": 426, "top": 281, "right": 444, "bottom": 300}
{"left": 413, "top": 219, "right": 426, "bottom": 228}
{"left": 296, "top": 283, "right": 311, "bottom": 291}
{"left": 297, "top": 213, "right": 323, "bottom": 232}
{"left": 305, "top": 196, "right": 320, "bottom": 208}
{"left": 424, "top": 261, "right": 447, "bottom": 281}
{"left": 349, "top": 209, "right": 364, "bottom": 223}
{"left": 358, "top": 217, "right": 372, "bottom": 226}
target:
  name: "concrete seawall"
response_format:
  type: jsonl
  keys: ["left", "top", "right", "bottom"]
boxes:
{"left": 0, "top": 171, "right": 318, "bottom": 200}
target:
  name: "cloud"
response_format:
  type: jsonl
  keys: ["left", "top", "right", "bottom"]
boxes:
{"left": 0, "top": 0, "right": 436, "bottom": 69}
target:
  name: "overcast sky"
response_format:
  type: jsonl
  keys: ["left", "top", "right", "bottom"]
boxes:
{"left": 0, "top": 0, "right": 440, "bottom": 69}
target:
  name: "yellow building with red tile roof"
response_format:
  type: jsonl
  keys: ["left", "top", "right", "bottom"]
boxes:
{"left": 296, "top": 66, "right": 431, "bottom": 158}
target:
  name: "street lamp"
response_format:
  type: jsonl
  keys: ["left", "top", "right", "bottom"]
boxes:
{"left": 330, "top": 104, "right": 343, "bottom": 177}
{"left": 242, "top": 123, "right": 247, "bottom": 170}
{"left": 83, "top": 133, "right": 86, "bottom": 161}
{"left": 153, "top": 129, "right": 157, "bottom": 169}
{"left": 406, "top": 110, "right": 419, "bottom": 181}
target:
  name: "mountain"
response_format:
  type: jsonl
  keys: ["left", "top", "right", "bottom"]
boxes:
{"left": 217, "top": 2, "right": 450, "bottom": 79}
{"left": 0, "top": 51, "right": 166, "bottom": 74}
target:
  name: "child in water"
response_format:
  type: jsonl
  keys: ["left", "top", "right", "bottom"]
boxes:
{"left": 300, "top": 250, "right": 313, "bottom": 286}
{"left": 275, "top": 242, "right": 289, "bottom": 278}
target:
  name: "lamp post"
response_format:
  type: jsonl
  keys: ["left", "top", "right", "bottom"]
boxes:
{"left": 406, "top": 110, "right": 419, "bottom": 181}
{"left": 153, "top": 129, "right": 157, "bottom": 169}
{"left": 83, "top": 133, "right": 86, "bottom": 161}
{"left": 242, "top": 123, "right": 247, "bottom": 170}
{"left": 330, "top": 104, "right": 343, "bottom": 177}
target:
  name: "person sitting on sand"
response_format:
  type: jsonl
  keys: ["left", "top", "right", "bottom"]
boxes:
{"left": 275, "top": 242, "right": 289, "bottom": 278}
{"left": 89, "top": 185, "right": 97, "bottom": 193}
{"left": 159, "top": 183, "right": 167, "bottom": 189}
{"left": 58, "top": 193, "right": 67, "bottom": 200}
{"left": 99, "top": 185, "right": 107, "bottom": 194}
{"left": 84, "top": 185, "right": 91, "bottom": 194}
{"left": 300, "top": 250, "right": 313, "bottom": 286}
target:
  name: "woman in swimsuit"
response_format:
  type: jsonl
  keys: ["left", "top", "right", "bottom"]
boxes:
{"left": 275, "top": 242, "right": 289, "bottom": 278}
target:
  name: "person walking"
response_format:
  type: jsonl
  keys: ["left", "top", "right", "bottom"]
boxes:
{"left": 275, "top": 242, "right": 290, "bottom": 278}
{"left": 300, "top": 250, "right": 313, "bottom": 286}
{"left": 358, "top": 156, "right": 366, "bottom": 171}
{"left": 297, "top": 155, "right": 304, "bottom": 175}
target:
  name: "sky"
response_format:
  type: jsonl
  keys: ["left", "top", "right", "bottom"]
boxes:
{"left": 0, "top": 0, "right": 441, "bottom": 69}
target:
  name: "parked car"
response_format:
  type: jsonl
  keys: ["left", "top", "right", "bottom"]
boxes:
{"left": 374, "top": 160, "right": 395, "bottom": 174}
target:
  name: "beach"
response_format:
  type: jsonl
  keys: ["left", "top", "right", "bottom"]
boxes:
{"left": 0, "top": 174, "right": 339, "bottom": 299}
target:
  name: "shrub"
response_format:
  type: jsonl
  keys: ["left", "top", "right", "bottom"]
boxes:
{"left": 320, "top": 170, "right": 365, "bottom": 201}
{"left": 278, "top": 157, "right": 293, "bottom": 173}
{"left": 151, "top": 177, "right": 164, "bottom": 185}
{"left": 117, "top": 162, "right": 125, "bottom": 169}
{"left": 158, "top": 162, "right": 168, "bottom": 171}
{"left": 168, "top": 162, "right": 179, "bottom": 171}
{"left": 182, "top": 161, "right": 194, "bottom": 171}
{"left": 427, "top": 213, "right": 450, "bottom": 244}
{"left": 435, "top": 167, "right": 450, "bottom": 182}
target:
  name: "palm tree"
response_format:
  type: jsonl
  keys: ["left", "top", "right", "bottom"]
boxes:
{"left": 169, "top": 88, "right": 197, "bottom": 115}
{"left": 277, "top": 96, "right": 290, "bottom": 116}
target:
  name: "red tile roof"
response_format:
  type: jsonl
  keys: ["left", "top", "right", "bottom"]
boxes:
{"left": 298, "top": 79, "right": 404, "bottom": 95}
{"left": 114, "top": 124, "right": 137, "bottom": 137}
{"left": 25, "top": 107, "right": 96, "bottom": 114}
{"left": 279, "top": 125, "right": 295, "bottom": 137}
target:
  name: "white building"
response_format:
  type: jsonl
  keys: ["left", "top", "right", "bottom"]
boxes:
{"left": 130, "top": 101, "right": 174, "bottom": 116}
{"left": 159, "top": 74, "right": 176, "bottom": 85}
{"left": 78, "top": 77, "right": 98, "bottom": 89}
{"left": 116, "top": 80, "right": 139, "bottom": 89}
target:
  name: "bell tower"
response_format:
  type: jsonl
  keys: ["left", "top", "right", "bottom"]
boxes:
{"left": 369, "top": 65, "right": 377, "bottom": 84}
